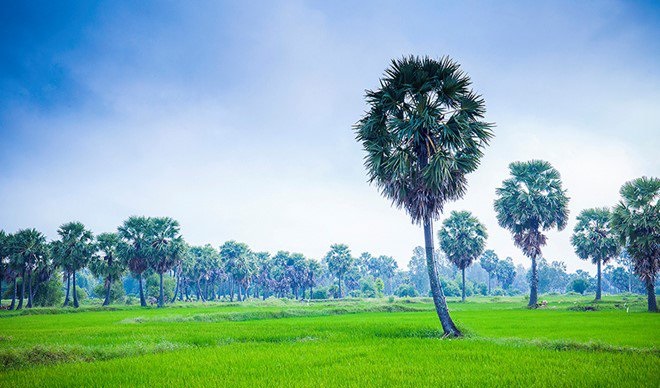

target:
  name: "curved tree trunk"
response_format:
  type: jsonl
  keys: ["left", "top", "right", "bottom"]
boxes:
{"left": 338, "top": 275, "right": 342, "bottom": 298}
{"left": 63, "top": 272, "right": 71, "bottom": 307}
{"left": 646, "top": 281, "right": 657, "bottom": 312}
{"left": 17, "top": 267, "right": 26, "bottom": 309}
{"left": 10, "top": 278, "right": 17, "bottom": 310}
{"left": 172, "top": 274, "right": 179, "bottom": 304}
{"left": 138, "top": 273, "right": 146, "bottom": 307}
{"left": 529, "top": 255, "right": 539, "bottom": 307}
{"left": 424, "top": 218, "right": 461, "bottom": 337}
{"left": 158, "top": 272, "right": 164, "bottom": 307}
{"left": 595, "top": 259, "right": 602, "bottom": 301}
{"left": 103, "top": 276, "right": 112, "bottom": 306}
{"left": 73, "top": 270, "right": 79, "bottom": 308}
{"left": 461, "top": 268, "right": 466, "bottom": 302}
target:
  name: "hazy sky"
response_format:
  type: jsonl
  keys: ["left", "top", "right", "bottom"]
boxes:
{"left": 1, "top": 1, "right": 659, "bottom": 273}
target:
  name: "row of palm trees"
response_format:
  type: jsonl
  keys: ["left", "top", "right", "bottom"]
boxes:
{"left": 354, "top": 55, "right": 658, "bottom": 337}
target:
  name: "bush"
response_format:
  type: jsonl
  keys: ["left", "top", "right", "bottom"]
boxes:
{"left": 440, "top": 279, "right": 461, "bottom": 297}
{"left": 570, "top": 279, "right": 589, "bottom": 295}
{"left": 93, "top": 281, "right": 126, "bottom": 304}
{"left": 33, "top": 278, "right": 64, "bottom": 307}
{"left": 474, "top": 282, "right": 488, "bottom": 296}
{"left": 311, "top": 288, "right": 328, "bottom": 299}
{"left": 146, "top": 274, "right": 176, "bottom": 302}
{"left": 395, "top": 284, "right": 419, "bottom": 298}
{"left": 492, "top": 288, "right": 506, "bottom": 296}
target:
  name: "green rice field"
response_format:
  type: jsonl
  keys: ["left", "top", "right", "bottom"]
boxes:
{"left": 0, "top": 295, "right": 658, "bottom": 387}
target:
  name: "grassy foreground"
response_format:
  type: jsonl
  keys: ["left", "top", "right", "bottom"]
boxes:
{"left": 0, "top": 295, "right": 658, "bottom": 387}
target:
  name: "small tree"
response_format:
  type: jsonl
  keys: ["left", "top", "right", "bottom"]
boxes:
{"left": 220, "top": 241, "right": 253, "bottom": 301}
{"left": 611, "top": 177, "right": 659, "bottom": 312}
{"left": 438, "top": 211, "right": 487, "bottom": 302}
{"left": 479, "top": 250, "right": 499, "bottom": 294}
{"left": 571, "top": 208, "right": 620, "bottom": 300}
{"left": 324, "top": 244, "right": 353, "bottom": 298}
{"left": 494, "top": 160, "right": 569, "bottom": 307}
{"left": 570, "top": 278, "right": 589, "bottom": 295}
{"left": 495, "top": 257, "right": 516, "bottom": 290}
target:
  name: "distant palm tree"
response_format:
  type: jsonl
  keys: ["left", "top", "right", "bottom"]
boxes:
{"left": 118, "top": 216, "right": 151, "bottom": 307}
{"left": 324, "top": 244, "right": 354, "bottom": 298}
{"left": 571, "top": 208, "right": 620, "bottom": 300}
{"left": 146, "top": 217, "right": 185, "bottom": 307}
{"left": 438, "top": 211, "right": 487, "bottom": 302}
{"left": 355, "top": 56, "right": 493, "bottom": 337}
{"left": 494, "top": 160, "right": 569, "bottom": 308}
{"left": 479, "top": 249, "right": 499, "bottom": 294}
{"left": 90, "top": 233, "right": 124, "bottom": 306}
{"left": 611, "top": 177, "right": 659, "bottom": 312}
{"left": 13, "top": 229, "right": 48, "bottom": 309}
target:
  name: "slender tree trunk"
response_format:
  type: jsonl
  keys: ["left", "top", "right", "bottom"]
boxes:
{"left": 488, "top": 273, "right": 491, "bottom": 295}
{"left": 229, "top": 279, "right": 234, "bottom": 302}
{"left": 17, "top": 267, "right": 26, "bottom": 309}
{"left": 10, "top": 278, "right": 17, "bottom": 310}
{"left": 238, "top": 284, "right": 243, "bottom": 301}
{"left": 27, "top": 269, "right": 33, "bottom": 308}
{"left": 628, "top": 262, "right": 632, "bottom": 293}
{"left": 172, "top": 274, "right": 179, "bottom": 304}
{"left": 158, "top": 272, "right": 164, "bottom": 307}
{"left": 529, "top": 255, "right": 539, "bottom": 307}
{"left": 424, "top": 217, "right": 461, "bottom": 337}
{"left": 73, "top": 270, "right": 79, "bottom": 308}
{"left": 103, "top": 276, "right": 112, "bottom": 306}
{"left": 63, "top": 272, "right": 71, "bottom": 307}
{"left": 595, "top": 259, "right": 602, "bottom": 301}
{"left": 338, "top": 276, "right": 342, "bottom": 298}
{"left": 461, "top": 268, "right": 466, "bottom": 302}
{"left": 646, "top": 281, "right": 657, "bottom": 312}
{"left": 138, "top": 273, "right": 146, "bottom": 307}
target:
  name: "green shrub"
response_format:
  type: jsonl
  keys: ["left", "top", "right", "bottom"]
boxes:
{"left": 93, "top": 282, "right": 126, "bottom": 304}
{"left": 33, "top": 278, "right": 64, "bottom": 307}
{"left": 395, "top": 284, "right": 418, "bottom": 297}
{"left": 311, "top": 289, "right": 328, "bottom": 299}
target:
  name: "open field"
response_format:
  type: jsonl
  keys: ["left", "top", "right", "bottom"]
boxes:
{"left": 1, "top": 295, "right": 658, "bottom": 387}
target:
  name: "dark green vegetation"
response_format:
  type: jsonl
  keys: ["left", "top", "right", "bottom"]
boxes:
{"left": 0, "top": 296, "right": 657, "bottom": 387}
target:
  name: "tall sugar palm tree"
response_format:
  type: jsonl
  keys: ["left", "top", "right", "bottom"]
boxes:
{"left": 118, "top": 216, "right": 151, "bottom": 307}
{"left": 146, "top": 217, "right": 185, "bottom": 307}
{"left": 354, "top": 56, "right": 493, "bottom": 337}
{"left": 324, "top": 244, "right": 354, "bottom": 298}
{"left": 571, "top": 208, "right": 620, "bottom": 300}
{"left": 438, "top": 210, "right": 487, "bottom": 302}
{"left": 611, "top": 177, "right": 659, "bottom": 312}
{"left": 479, "top": 249, "right": 499, "bottom": 294}
{"left": 494, "top": 160, "right": 569, "bottom": 308}
{"left": 52, "top": 222, "right": 95, "bottom": 308}
{"left": 13, "top": 229, "right": 48, "bottom": 309}
{"left": 90, "top": 233, "right": 125, "bottom": 306}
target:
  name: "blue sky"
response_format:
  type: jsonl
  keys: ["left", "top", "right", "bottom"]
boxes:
{"left": 1, "top": 1, "right": 659, "bottom": 272}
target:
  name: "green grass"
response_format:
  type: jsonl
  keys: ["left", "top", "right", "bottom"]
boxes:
{"left": 0, "top": 295, "right": 658, "bottom": 387}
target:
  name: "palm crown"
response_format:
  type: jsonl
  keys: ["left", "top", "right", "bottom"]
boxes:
{"left": 571, "top": 207, "right": 620, "bottom": 265}
{"left": 494, "top": 160, "right": 569, "bottom": 258}
{"left": 355, "top": 56, "right": 493, "bottom": 223}
{"left": 438, "top": 210, "right": 487, "bottom": 270}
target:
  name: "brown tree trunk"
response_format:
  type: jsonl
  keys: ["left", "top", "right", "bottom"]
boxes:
{"left": 103, "top": 276, "right": 112, "bottom": 306}
{"left": 461, "top": 268, "right": 466, "bottom": 302}
{"left": 595, "top": 259, "right": 602, "bottom": 301}
{"left": 17, "top": 266, "right": 25, "bottom": 309}
{"left": 10, "top": 277, "right": 17, "bottom": 310}
{"left": 646, "top": 281, "right": 657, "bottom": 312}
{"left": 73, "top": 270, "right": 79, "bottom": 308}
{"left": 529, "top": 255, "right": 538, "bottom": 307}
{"left": 63, "top": 272, "right": 71, "bottom": 307}
{"left": 138, "top": 273, "right": 146, "bottom": 307}
{"left": 26, "top": 269, "right": 33, "bottom": 308}
{"left": 424, "top": 217, "right": 461, "bottom": 337}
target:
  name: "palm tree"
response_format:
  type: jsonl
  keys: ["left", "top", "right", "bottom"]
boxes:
{"left": 438, "top": 211, "right": 488, "bottom": 302}
{"left": 494, "top": 160, "right": 569, "bottom": 308}
{"left": 571, "top": 208, "right": 620, "bottom": 300}
{"left": 13, "top": 229, "right": 48, "bottom": 309}
{"left": 611, "top": 177, "right": 659, "bottom": 312}
{"left": 146, "top": 217, "right": 185, "bottom": 307}
{"left": 90, "top": 233, "right": 125, "bottom": 306}
{"left": 479, "top": 249, "right": 499, "bottom": 294}
{"left": 354, "top": 56, "right": 493, "bottom": 336}
{"left": 220, "top": 241, "right": 253, "bottom": 301}
{"left": 118, "top": 216, "right": 151, "bottom": 307}
{"left": 52, "top": 222, "right": 95, "bottom": 308}
{"left": 324, "top": 244, "right": 353, "bottom": 298}
{"left": 0, "top": 230, "right": 11, "bottom": 305}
